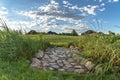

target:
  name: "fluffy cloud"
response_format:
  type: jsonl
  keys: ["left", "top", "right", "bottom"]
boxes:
{"left": 80, "top": 5, "right": 99, "bottom": 15}
{"left": 94, "top": 0, "right": 119, "bottom": 3}
{"left": 99, "top": 0, "right": 103, "bottom": 2}
{"left": 0, "top": 6, "right": 8, "bottom": 28}
{"left": 101, "top": 3, "right": 105, "bottom": 6}
{"left": 63, "top": 0, "right": 104, "bottom": 15}
{"left": 99, "top": 8, "right": 105, "bottom": 11}
{"left": 37, "top": 0, "right": 85, "bottom": 21}
{"left": 63, "top": 0, "right": 72, "bottom": 6}
{"left": 0, "top": 6, "right": 8, "bottom": 18}
{"left": 113, "top": 0, "right": 119, "bottom": 2}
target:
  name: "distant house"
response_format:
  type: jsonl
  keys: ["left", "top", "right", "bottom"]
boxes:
{"left": 47, "top": 31, "right": 57, "bottom": 35}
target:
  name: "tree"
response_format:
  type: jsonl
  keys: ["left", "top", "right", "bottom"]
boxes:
{"left": 108, "top": 31, "right": 115, "bottom": 35}
{"left": 27, "top": 30, "right": 38, "bottom": 34}
{"left": 81, "top": 30, "right": 96, "bottom": 35}
{"left": 71, "top": 29, "right": 78, "bottom": 36}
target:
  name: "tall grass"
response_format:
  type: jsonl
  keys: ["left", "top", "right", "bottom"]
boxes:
{"left": 0, "top": 21, "right": 49, "bottom": 61}
{"left": 78, "top": 33, "right": 120, "bottom": 77}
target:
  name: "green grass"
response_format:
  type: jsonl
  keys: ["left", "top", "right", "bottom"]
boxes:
{"left": 0, "top": 60, "right": 119, "bottom": 80}
{"left": 27, "top": 34, "right": 79, "bottom": 47}
{"left": 0, "top": 25, "right": 120, "bottom": 80}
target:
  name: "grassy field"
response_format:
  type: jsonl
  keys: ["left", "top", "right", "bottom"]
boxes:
{"left": 0, "top": 26, "right": 120, "bottom": 80}
{"left": 27, "top": 34, "right": 79, "bottom": 47}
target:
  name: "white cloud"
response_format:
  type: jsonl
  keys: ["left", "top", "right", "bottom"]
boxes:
{"left": 108, "top": 0, "right": 112, "bottom": 2}
{"left": 69, "top": 5, "right": 79, "bottom": 10}
{"left": 5, "top": 20, "right": 30, "bottom": 31}
{"left": 1, "top": 7, "right": 7, "bottom": 10}
{"left": 38, "top": 0, "right": 59, "bottom": 12}
{"left": 113, "top": 0, "right": 119, "bottom": 2}
{"left": 99, "top": 0, "right": 103, "bottom": 2}
{"left": 63, "top": 1, "right": 68, "bottom": 5}
{"left": 101, "top": 3, "right": 105, "bottom": 6}
{"left": 0, "top": 6, "right": 8, "bottom": 27}
{"left": 80, "top": 5, "right": 99, "bottom": 15}
{"left": 0, "top": 6, "right": 8, "bottom": 17}
{"left": 99, "top": 8, "right": 105, "bottom": 11}
{"left": 17, "top": 10, "right": 36, "bottom": 19}
{"left": 63, "top": 0, "right": 72, "bottom": 7}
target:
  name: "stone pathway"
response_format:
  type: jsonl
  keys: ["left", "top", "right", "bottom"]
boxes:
{"left": 30, "top": 46, "right": 95, "bottom": 74}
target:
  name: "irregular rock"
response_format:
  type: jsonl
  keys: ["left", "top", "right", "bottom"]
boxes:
{"left": 70, "top": 63, "right": 77, "bottom": 66}
{"left": 62, "top": 60, "right": 68, "bottom": 64}
{"left": 74, "top": 66, "right": 82, "bottom": 69}
{"left": 85, "top": 61, "right": 95, "bottom": 71}
{"left": 49, "top": 55, "right": 59, "bottom": 60}
{"left": 58, "top": 68, "right": 65, "bottom": 71}
{"left": 48, "top": 58, "right": 56, "bottom": 63}
{"left": 67, "top": 67, "right": 75, "bottom": 72}
{"left": 44, "top": 54, "right": 50, "bottom": 59}
{"left": 74, "top": 69, "right": 85, "bottom": 74}
{"left": 71, "top": 49, "right": 80, "bottom": 54}
{"left": 69, "top": 45, "right": 75, "bottom": 49}
{"left": 67, "top": 58, "right": 75, "bottom": 63}
{"left": 30, "top": 58, "right": 42, "bottom": 69}
{"left": 42, "top": 60, "right": 49, "bottom": 67}
{"left": 58, "top": 55, "right": 66, "bottom": 59}
{"left": 63, "top": 64, "right": 72, "bottom": 70}
{"left": 66, "top": 53, "right": 71, "bottom": 57}
{"left": 48, "top": 67, "right": 55, "bottom": 70}
{"left": 49, "top": 63, "right": 59, "bottom": 69}
{"left": 57, "top": 60, "right": 64, "bottom": 67}
{"left": 35, "top": 50, "right": 44, "bottom": 59}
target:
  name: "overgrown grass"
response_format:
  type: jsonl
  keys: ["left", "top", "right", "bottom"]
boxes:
{"left": 78, "top": 34, "right": 120, "bottom": 75}
{"left": 0, "top": 26, "right": 50, "bottom": 61}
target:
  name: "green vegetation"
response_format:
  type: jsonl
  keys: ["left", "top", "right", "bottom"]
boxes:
{"left": 0, "top": 24, "right": 120, "bottom": 79}
{"left": 27, "top": 30, "right": 38, "bottom": 35}
{"left": 71, "top": 29, "right": 78, "bottom": 36}
{"left": 0, "top": 27, "right": 49, "bottom": 61}
{"left": 27, "top": 29, "right": 78, "bottom": 36}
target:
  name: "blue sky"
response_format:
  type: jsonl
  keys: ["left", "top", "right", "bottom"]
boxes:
{"left": 0, "top": 0, "right": 120, "bottom": 34}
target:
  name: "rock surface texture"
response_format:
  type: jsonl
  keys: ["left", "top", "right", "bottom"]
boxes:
{"left": 30, "top": 47, "right": 95, "bottom": 74}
